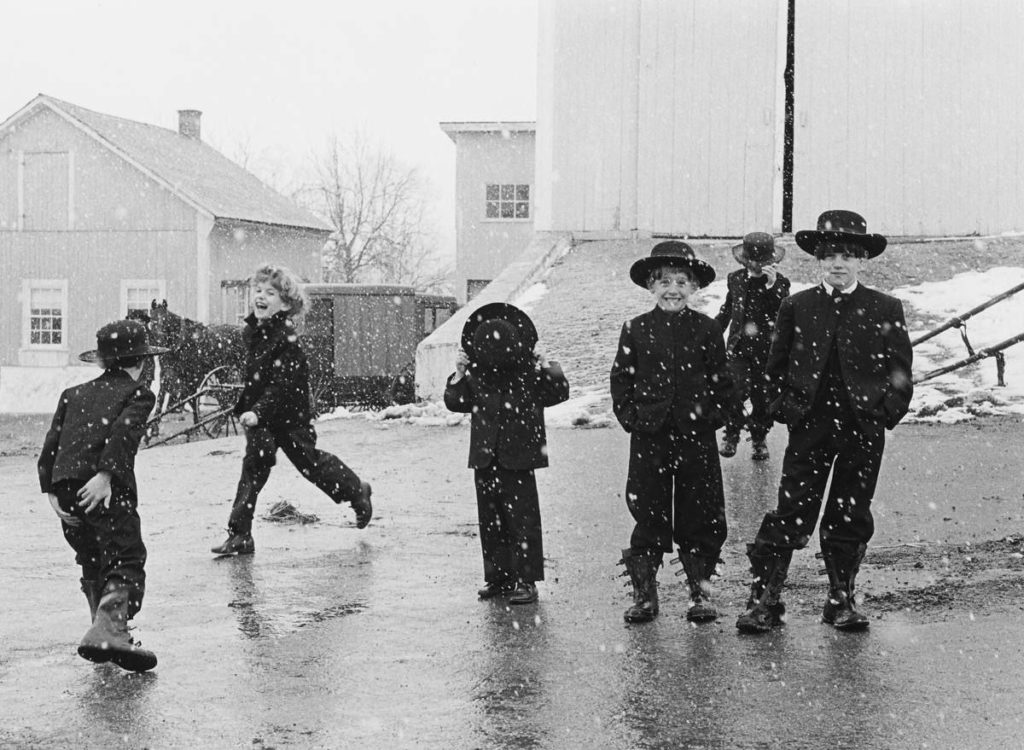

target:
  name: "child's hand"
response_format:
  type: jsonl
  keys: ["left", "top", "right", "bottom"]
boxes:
{"left": 763, "top": 265, "right": 778, "bottom": 286}
{"left": 77, "top": 472, "right": 112, "bottom": 514}
{"left": 240, "top": 411, "right": 259, "bottom": 428}
{"left": 534, "top": 350, "right": 550, "bottom": 369}
{"left": 48, "top": 493, "right": 80, "bottom": 526}
{"left": 455, "top": 349, "right": 470, "bottom": 376}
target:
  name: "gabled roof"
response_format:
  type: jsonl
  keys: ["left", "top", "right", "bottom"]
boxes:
{"left": 0, "top": 94, "right": 331, "bottom": 232}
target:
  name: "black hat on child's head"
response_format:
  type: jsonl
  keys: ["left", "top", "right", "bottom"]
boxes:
{"left": 795, "top": 210, "right": 887, "bottom": 258}
{"left": 79, "top": 319, "right": 169, "bottom": 363}
{"left": 628, "top": 240, "right": 716, "bottom": 289}
{"left": 461, "top": 302, "right": 537, "bottom": 367}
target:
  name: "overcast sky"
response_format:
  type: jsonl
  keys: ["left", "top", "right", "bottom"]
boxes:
{"left": 1, "top": 0, "right": 540, "bottom": 258}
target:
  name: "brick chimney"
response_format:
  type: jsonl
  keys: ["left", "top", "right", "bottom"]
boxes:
{"left": 178, "top": 109, "right": 202, "bottom": 140}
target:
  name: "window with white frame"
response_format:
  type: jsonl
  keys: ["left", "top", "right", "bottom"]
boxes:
{"left": 485, "top": 183, "right": 530, "bottom": 220}
{"left": 221, "top": 280, "right": 253, "bottom": 324}
{"left": 121, "top": 279, "right": 166, "bottom": 316}
{"left": 23, "top": 280, "right": 68, "bottom": 348}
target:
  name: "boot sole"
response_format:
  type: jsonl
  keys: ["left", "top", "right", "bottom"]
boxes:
{"left": 78, "top": 644, "right": 157, "bottom": 672}
{"left": 211, "top": 548, "right": 255, "bottom": 556}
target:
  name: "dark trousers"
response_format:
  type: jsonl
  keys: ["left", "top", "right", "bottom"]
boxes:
{"left": 474, "top": 464, "right": 544, "bottom": 584}
{"left": 55, "top": 479, "right": 147, "bottom": 618}
{"left": 754, "top": 411, "right": 885, "bottom": 552}
{"left": 625, "top": 425, "right": 727, "bottom": 557}
{"left": 724, "top": 354, "right": 772, "bottom": 442}
{"left": 228, "top": 424, "right": 362, "bottom": 536}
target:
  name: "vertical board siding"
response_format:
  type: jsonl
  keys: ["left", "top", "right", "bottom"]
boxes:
{"left": 794, "top": 0, "right": 1024, "bottom": 235}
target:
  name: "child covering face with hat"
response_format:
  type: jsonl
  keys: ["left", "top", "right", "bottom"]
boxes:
{"left": 444, "top": 303, "right": 570, "bottom": 605}
{"left": 38, "top": 319, "right": 168, "bottom": 672}
{"left": 610, "top": 241, "right": 735, "bottom": 624}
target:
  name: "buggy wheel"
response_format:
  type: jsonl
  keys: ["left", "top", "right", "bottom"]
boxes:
{"left": 195, "top": 366, "right": 243, "bottom": 438}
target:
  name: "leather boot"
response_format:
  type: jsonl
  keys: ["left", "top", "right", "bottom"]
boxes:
{"left": 821, "top": 543, "right": 869, "bottom": 631}
{"left": 80, "top": 578, "right": 101, "bottom": 622}
{"left": 736, "top": 544, "right": 793, "bottom": 634}
{"left": 351, "top": 481, "right": 373, "bottom": 529}
{"left": 675, "top": 550, "right": 718, "bottom": 622}
{"left": 211, "top": 532, "right": 255, "bottom": 556}
{"left": 719, "top": 433, "right": 739, "bottom": 458}
{"left": 619, "top": 548, "right": 660, "bottom": 623}
{"left": 78, "top": 586, "right": 157, "bottom": 672}
{"left": 751, "top": 440, "right": 770, "bottom": 461}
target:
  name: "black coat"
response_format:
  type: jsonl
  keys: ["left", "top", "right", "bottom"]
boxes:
{"left": 38, "top": 369, "right": 155, "bottom": 494}
{"left": 767, "top": 284, "right": 914, "bottom": 430}
{"left": 714, "top": 268, "right": 791, "bottom": 356}
{"left": 233, "top": 312, "right": 312, "bottom": 432}
{"left": 610, "top": 306, "right": 734, "bottom": 434}
{"left": 444, "top": 361, "right": 570, "bottom": 470}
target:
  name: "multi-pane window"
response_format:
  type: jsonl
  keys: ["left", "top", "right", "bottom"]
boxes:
{"left": 485, "top": 183, "right": 530, "bottom": 220}
{"left": 122, "top": 280, "right": 165, "bottom": 315}
{"left": 27, "top": 283, "right": 66, "bottom": 347}
{"left": 221, "top": 280, "right": 253, "bottom": 324}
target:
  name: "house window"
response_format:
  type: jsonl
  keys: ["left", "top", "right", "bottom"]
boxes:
{"left": 485, "top": 183, "right": 530, "bottom": 220}
{"left": 23, "top": 280, "right": 68, "bottom": 348}
{"left": 121, "top": 279, "right": 166, "bottom": 316}
{"left": 221, "top": 280, "right": 252, "bottom": 324}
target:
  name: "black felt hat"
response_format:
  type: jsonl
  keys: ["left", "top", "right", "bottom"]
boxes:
{"left": 795, "top": 210, "right": 887, "bottom": 258}
{"left": 79, "top": 319, "right": 169, "bottom": 363}
{"left": 461, "top": 302, "right": 537, "bottom": 366}
{"left": 628, "top": 240, "right": 716, "bottom": 289}
{"left": 732, "top": 232, "right": 785, "bottom": 266}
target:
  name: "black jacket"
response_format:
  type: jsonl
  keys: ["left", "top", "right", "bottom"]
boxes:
{"left": 233, "top": 312, "right": 312, "bottom": 432}
{"left": 444, "top": 360, "right": 570, "bottom": 470}
{"left": 38, "top": 369, "right": 155, "bottom": 494}
{"left": 610, "top": 306, "right": 734, "bottom": 435}
{"left": 767, "top": 284, "right": 914, "bottom": 430}
{"left": 714, "top": 268, "right": 791, "bottom": 356}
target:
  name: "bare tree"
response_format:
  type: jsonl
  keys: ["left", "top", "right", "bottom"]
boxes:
{"left": 304, "top": 133, "right": 450, "bottom": 292}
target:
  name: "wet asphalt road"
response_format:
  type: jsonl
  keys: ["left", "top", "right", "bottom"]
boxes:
{"left": 2, "top": 417, "right": 1024, "bottom": 749}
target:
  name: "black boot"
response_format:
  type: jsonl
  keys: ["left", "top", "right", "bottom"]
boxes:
{"left": 80, "top": 578, "right": 101, "bottom": 622}
{"left": 78, "top": 585, "right": 157, "bottom": 672}
{"left": 736, "top": 543, "right": 793, "bottom": 634}
{"left": 821, "top": 543, "right": 869, "bottom": 631}
{"left": 619, "top": 548, "right": 661, "bottom": 623}
{"left": 351, "top": 481, "right": 373, "bottom": 529}
{"left": 675, "top": 551, "right": 719, "bottom": 622}
{"left": 211, "top": 532, "right": 255, "bottom": 556}
{"left": 719, "top": 433, "right": 739, "bottom": 458}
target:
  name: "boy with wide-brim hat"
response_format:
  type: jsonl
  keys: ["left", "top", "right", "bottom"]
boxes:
{"left": 714, "top": 232, "right": 791, "bottom": 460}
{"left": 611, "top": 240, "right": 735, "bottom": 624}
{"left": 445, "top": 302, "right": 569, "bottom": 605}
{"left": 736, "top": 210, "right": 913, "bottom": 635}
{"left": 38, "top": 319, "right": 169, "bottom": 672}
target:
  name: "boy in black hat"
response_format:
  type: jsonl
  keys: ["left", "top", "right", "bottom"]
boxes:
{"left": 38, "top": 319, "right": 168, "bottom": 672}
{"left": 736, "top": 210, "right": 913, "bottom": 635}
{"left": 714, "top": 232, "right": 791, "bottom": 460}
{"left": 210, "top": 264, "right": 373, "bottom": 556}
{"left": 444, "top": 302, "right": 570, "bottom": 605}
{"left": 611, "top": 241, "right": 735, "bottom": 624}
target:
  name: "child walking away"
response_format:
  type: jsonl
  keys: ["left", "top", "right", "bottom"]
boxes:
{"left": 611, "top": 241, "right": 735, "bottom": 624}
{"left": 714, "top": 232, "right": 790, "bottom": 460}
{"left": 444, "top": 303, "right": 570, "bottom": 605}
{"left": 38, "top": 319, "right": 168, "bottom": 672}
{"left": 210, "top": 264, "right": 373, "bottom": 556}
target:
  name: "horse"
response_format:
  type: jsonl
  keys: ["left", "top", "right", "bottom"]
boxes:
{"left": 144, "top": 300, "right": 246, "bottom": 426}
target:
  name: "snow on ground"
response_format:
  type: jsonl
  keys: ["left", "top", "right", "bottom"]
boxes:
{"left": 356, "top": 268, "right": 1024, "bottom": 429}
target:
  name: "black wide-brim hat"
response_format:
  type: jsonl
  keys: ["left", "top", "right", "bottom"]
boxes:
{"left": 461, "top": 302, "right": 538, "bottom": 363}
{"left": 629, "top": 240, "right": 716, "bottom": 289}
{"left": 79, "top": 319, "right": 170, "bottom": 363}
{"left": 795, "top": 209, "right": 887, "bottom": 258}
{"left": 732, "top": 231, "right": 785, "bottom": 266}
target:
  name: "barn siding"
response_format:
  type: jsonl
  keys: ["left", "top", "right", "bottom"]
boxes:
{"left": 538, "top": 0, "right": 780, "bottom": 236}
{"left": 793, "top": 0, "right": 1024, "bottom": 235}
